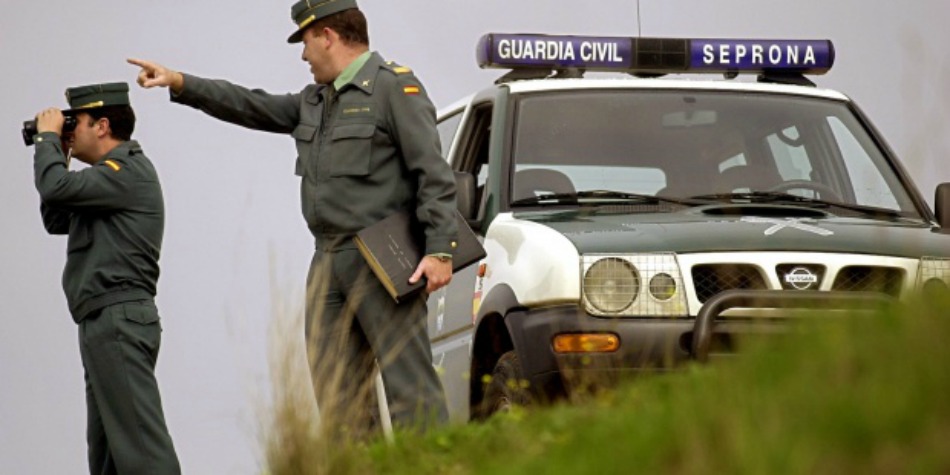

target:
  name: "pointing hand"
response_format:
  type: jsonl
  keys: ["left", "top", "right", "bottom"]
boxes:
{"left": 127, "top": 58, "right": 184, "bottom": 94}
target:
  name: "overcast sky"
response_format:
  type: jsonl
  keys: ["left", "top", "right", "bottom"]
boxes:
{"left": 2, "top": 1, "right": 949, "bottom": 473}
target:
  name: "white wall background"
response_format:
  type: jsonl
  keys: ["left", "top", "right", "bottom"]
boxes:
{"left": 2, "top": 1, "right": 948, "bottom": 473}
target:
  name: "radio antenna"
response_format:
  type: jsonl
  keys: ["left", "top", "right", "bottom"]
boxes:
{"left": 637, "top": 0, "right": 642, "bottom": 36}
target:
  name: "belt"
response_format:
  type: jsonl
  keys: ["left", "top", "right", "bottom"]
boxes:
{"left": 314, "top": 233, "right": 356, "bottom": 251}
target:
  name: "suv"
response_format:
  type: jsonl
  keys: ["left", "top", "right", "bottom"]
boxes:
{"left": 424, "top": 34, "right": 950, "bottom": 421}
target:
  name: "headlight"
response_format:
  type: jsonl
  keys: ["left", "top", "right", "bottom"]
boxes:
{"left": 582, "top": 254, "right": 688, "bottom": 317}
{"left": 583, "top": 258, "right": 639, "bottom": 313}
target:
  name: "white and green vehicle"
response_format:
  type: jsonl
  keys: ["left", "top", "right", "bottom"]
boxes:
{"left": 425, "top": 34, "right": 950, "bottom": 421}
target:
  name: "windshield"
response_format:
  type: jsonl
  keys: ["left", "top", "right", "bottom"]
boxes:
{"left": 510, "top": 90, "right": 920, "bottom": 217}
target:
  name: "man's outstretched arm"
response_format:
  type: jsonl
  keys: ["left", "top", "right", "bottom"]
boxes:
{"left": 127, "top": 57, "right": 301, "bottom": 134}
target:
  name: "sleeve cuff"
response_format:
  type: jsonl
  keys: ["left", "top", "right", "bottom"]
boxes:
{"left": 424, "top": 237, "right": 458, "bottom": 257}
{"left": 169, "top": 73, "right": 192, "bottom": 103}
{"left": 33, "top": 131, "right": 61, "bottom": 145}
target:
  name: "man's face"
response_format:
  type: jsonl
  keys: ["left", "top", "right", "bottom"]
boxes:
{"left": 67, "top": 113, "right": 101, "bottom": 164}
{"left": 301, "top": 26, "right": 333, "bottom": 84}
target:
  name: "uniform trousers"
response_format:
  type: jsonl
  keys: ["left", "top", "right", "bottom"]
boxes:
{"left": 79, "top": 300, "right": 180, "bottom": 475}
{"left": 305, "top": 247, "right": 448, "bottom": 436}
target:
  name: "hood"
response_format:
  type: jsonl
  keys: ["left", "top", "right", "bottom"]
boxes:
{"left": 515, "top": 204, "right": 950, "bottom": 258}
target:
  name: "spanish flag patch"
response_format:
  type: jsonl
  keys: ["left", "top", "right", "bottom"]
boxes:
{"left": 104, "top": 160, "right": 121, "bottom": 172}
{"left": 403, "top": 85, "right": 420, "bottom": 95}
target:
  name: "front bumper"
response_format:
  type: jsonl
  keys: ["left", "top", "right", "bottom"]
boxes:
{"left": 505, "top": 290, "right": 892, "bottom": 398}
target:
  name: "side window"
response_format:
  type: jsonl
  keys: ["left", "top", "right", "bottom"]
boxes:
{"left": 458, "top": 106, "right": 493, "bottom": 188}
{"left": 768, "top": 126, "right": 813, "bottom": 181}
{"left": 448, "top": 103, "right": 494, "bottom": 228}
{"left": 436, "top": 111, "right": 463, "bottom": 161}
{"left": 470, "top": 113, "right": 492, "bottom": 205}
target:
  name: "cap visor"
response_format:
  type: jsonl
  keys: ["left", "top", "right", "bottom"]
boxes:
{"left": 287, "top": 27, "right": 305, "bottom": 44}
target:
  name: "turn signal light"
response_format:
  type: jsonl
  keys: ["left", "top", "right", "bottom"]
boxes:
{"left": 553, "top": 333, "right": 620, "bottom": 353}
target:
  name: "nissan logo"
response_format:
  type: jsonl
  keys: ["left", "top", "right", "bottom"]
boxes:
{"left": 784, "top": 267, "right": 819, "bottom": 290}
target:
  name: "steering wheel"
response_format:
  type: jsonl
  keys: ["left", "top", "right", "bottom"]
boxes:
{"left": 768, "top": 180, "right": 843, "bottom": 202}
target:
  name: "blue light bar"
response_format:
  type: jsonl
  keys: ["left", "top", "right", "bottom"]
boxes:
{"left": 477, "top": 34, "right": 835, "bottom": 75}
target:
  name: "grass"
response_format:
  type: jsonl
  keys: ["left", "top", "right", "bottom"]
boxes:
{"left": 261, "top": 295, "right": 950, "bottom": 475}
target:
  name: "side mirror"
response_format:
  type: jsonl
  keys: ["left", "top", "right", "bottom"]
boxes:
{"left": 936, "top": 183, "right": 950, "bottom": 228}
{"left": 454, "top": 171, "right": 477, "bottom": 220}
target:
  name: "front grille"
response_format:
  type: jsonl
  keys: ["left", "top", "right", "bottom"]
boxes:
{"left": 692, "top": 264, "right": 768, "bottom": 303}
{"left": 831, "top": 266, "right": 904, "bottom": 297}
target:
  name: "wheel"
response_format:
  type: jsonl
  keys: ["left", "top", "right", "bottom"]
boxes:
{"left": 768, "top": 180, "right": 843, "bottom": 202}
{"left": 481, "top": 351, "right": 533, "bottom": 416}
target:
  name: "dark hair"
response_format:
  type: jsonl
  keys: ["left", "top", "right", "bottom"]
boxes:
{"left": 312, "top": 8, "right": 369, "bottom": 46}
{"left": 85, "top": 105, "right": 136, "bottom": 141}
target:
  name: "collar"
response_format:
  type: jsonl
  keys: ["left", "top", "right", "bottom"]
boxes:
{"left": 96, "top": 140, "right": 141, "bottom": 164}
{"left": 305, "top": 51, "right": 382, "bottom": 104}
{"left": 333, "top": 51, "right": 372, "bottom": 90}
{"left": 347, "top": 52, "right": 385, "bottom": 95}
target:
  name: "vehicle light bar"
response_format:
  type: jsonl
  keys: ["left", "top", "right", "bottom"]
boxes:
{"left": 476, "top": 34, "right": 834, "bottom": 75}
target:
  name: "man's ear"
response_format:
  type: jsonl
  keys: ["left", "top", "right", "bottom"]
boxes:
{"left": 322, "top": 27, "right": 338, "bottom": 46}
{"left": 95, "top": 117, "right": 111, "bottom": 139}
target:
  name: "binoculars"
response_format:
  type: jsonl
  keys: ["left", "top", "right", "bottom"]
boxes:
{"left": 22, "top": 115, "right": 77, "bottom": 146}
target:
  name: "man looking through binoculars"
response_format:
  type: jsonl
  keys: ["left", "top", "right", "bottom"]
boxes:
{"left": 29, "top": 82, "right": 180, "bottom": 475}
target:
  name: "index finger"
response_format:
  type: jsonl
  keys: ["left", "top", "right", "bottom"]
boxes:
{"left": 126, "top": 58, "right": 154, "bottom": 70}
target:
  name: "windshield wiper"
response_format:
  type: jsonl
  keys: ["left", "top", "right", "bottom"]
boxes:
{"left": 691, "top": 191, "right": 816, "bottom": 204}
{"left": 511, "top": 190, "right": 700, "bottom": 207}
{"left": 690, "top": 192, "right": 908, "bottom": 219}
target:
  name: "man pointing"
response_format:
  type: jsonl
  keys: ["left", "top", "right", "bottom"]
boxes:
{"left": 129, "top": 0, "right": 456, "bottom": 436}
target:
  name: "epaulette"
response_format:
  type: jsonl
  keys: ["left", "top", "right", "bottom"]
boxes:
{"left": 383, "top": 60, "right": 414, "bottom": 76}
{"left": 383, "top": 60, "right": 423, "bottom": 96}
{"left": 101, "top": 159, "right": 122, "bottom": 172}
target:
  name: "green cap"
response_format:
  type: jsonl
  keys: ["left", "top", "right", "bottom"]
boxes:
{"left": 64, "top": 82, "right": 130, "bottom": 113}
{"left": 287, "top": 0, "right": 358, "bottom": 44}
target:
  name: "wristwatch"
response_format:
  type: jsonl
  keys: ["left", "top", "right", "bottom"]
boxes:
{"left": 434, "top": 254, "right": 452, "bottom": 263}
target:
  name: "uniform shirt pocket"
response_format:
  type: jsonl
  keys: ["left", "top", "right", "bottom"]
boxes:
{"left": 292, "top": 124, "right": 318, "bottom": 177}
{"left": 329, "top": 123, "right": 375, "bottom": 177}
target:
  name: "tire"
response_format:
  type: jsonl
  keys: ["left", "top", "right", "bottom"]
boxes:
{"left": 481, "top": 350, "right": 533, "bottom": 416}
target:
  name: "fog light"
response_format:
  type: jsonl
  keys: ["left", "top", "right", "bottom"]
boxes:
{"left": 649, "top": 273, "right": 677, "bottom": 301}
{"left": 553, "top": 333, "right": 620, "bottom": 353}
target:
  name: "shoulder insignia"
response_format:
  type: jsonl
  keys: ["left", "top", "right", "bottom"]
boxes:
{"left": 403, "top": 85, "right": 421, "bottom": 95}
{"left": 103, "top": 160, "right": 121, "bottom": 172}
{"left": 381, "top": 61, "right": 413, "bottom": 75}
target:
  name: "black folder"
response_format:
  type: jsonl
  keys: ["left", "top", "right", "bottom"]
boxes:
{"left": 355, "top": 210, "right": 486, "bottom": 302}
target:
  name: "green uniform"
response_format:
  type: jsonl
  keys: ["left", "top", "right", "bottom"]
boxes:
{"left": 172, "top": 51, "right": 456, "bottom": 431}
{"left": 34, "top": 132, "right": 180, "bottom": 474}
